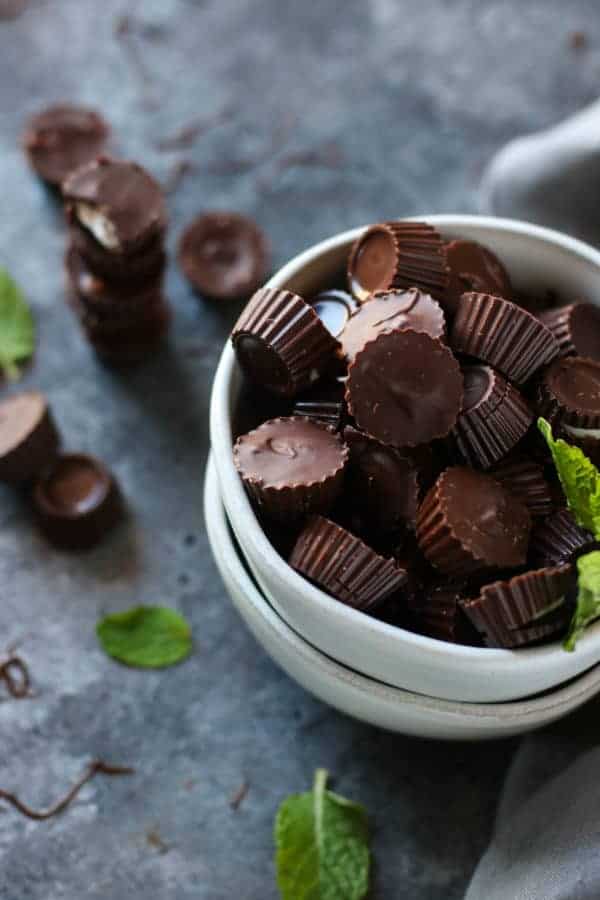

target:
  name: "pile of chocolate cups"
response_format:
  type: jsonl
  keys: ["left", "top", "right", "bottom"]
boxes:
{"left": 62, "top": 157, "right": 170, "bottom": 363}
{"left": 208, "top": 217, "right": 600, "bottom": 714}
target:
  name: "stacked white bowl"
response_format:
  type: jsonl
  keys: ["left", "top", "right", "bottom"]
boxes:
{"left": 208, "top": 216, "right": 600, "bottom": 740}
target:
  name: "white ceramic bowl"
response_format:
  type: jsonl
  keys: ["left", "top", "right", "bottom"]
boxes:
{"left": 210, "top": 215, "right": 600, "bottom": 703}
{"left": 205, "top": 455, "right": 600, "bottom": 739}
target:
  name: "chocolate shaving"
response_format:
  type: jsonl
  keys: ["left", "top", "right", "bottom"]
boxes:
{"left": 0, "top": 760, "right": 134, "bottom": 821}
{"left": 155, "top": 104, "right": 236, "bottom": 152}
{"left": 229, "top": 780, "right": 250, "bottom": 811}
{"left": 0, "top": 655, "right": 31, "bottom": 699}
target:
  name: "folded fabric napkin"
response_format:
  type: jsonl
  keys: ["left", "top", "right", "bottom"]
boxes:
{"left": 480, "top": 99, "right": 600, "bottom": 246}
{"left": 467, "top": 104, "right": 600, "bottom": 899}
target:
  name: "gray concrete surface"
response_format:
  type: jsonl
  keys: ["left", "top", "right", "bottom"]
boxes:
{"left": 0, "top": 1, "right": 598, "bottom": 897}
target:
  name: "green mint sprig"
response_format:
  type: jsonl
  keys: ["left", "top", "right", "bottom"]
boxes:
{"left": 97, "top": 606, "right": 192, "bottom": 668}
{"left": 275, "top": 769, "right": 370, "bottom": 900}
{"left": 0, "top": 267, "right": 34, "bottom": 381}
{"left": 538, "top": 418, "right": 600, "bottom": 650}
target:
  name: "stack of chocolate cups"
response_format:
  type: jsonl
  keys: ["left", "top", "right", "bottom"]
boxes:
{"left": 229, "top": 221, "right": 599, "bottom": 651}
{"left": 62, "top": 157, "right": 170, "bottom": 363}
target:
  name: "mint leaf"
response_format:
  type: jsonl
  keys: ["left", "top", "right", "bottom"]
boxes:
{"left": 96, "top": 606, "right": 192, "bottom": 668}
{"left": 0, "top": 267, "right": 34, "bottom": 381}
{"left": 565, "top": 551, "right": 600, "bottom": 651}
{"left": 538, "top": 418, "right": 600, "bottom": 537}
{"left": 275, "top": 768, "right": 370, "bottom": 900}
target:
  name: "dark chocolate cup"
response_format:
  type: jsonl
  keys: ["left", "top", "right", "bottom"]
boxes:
{"left": 289, "top": 515, "right": 407, "bottom": 610}
{"left": 347, "top": 221, "right": 448, "bottom": 303}
{"left": 460, "top": 565, "right": 574, "bottom": 648}
{"left": 292, "top": 379, "right": 347, "bottom": 431}
{"left": 233, "top": 417, "right": 348, "bottom": 523}
{"left": 537, "top": 356, "right": 600, "bottom": 430}
{"left": 0, "top": 392, "right": 60, "bottom": 484}
{"left": 450, "top": 292, "right": 560, "bottom": 384}
{"left": 490, "top": 455, "right": 554, "bottom": 518}
{"left": 65, "top": 244, "right": 166, "bottom": 323}
{"left": 408, "top": 582, "right": 481, "bottom": 645}
{"left": 32, "top": 452, "right": 122, "bottom": 550}
{"left": 529, "top": 508, "right": 598, "bottom": 567}
{"left": 68, "top": 222, "right": 166, "bottom": 286}
{"left": 415, "top": 467, "right": 531, "bottom": 577}
{"left": 231, "top": 287, "right": 340, "bottom": 398}
{"left": 539, "top": 303, "right": 600, "bottom": 362}
{"left": 452, "top": 366, "right": 533, "bottom": 469}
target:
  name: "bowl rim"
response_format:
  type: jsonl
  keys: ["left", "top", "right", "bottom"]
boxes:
{"left": 210, "top": 214, "right": 600, "bottom": 665}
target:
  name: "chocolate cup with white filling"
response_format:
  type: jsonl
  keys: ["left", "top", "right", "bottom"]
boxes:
{"left": 310, "top": 289, "right": 358, "bottom": 339}
{"left": 452, "top": 365, "right": 533, "bottom": 469}
{"left": 339, "top": 287, "right": 446, "bottom": 362}
{"left": 33, "top": 452, "right": 122, "bottom": 549}
{"left": 444, "top": 239, "right": 512, "bottom": 316}
{"left": 529, "top": 508, "right": 598, "bottom": 568}
{"left": 68, "top": 225, "right": 166, "bottom": 286}
{"left": 232, "top": 287, "right": 340, "bottom": 398}
{"left": 539, "top": 302, "right": 600, "bottom": 362}
{"left": 63, "top": 157, "right": 167, "bottom": 255}
{"left": 289, "top": 515, "right": 407, "bottom": 611}
{"left": 416, "top": 466, "right": 531, "bottom": 577}
{"left": 233, "top": 417, "right": 348, "bottom": 522}
{"left": 460, "top": 565, "right": 575, "bottom": 648}
{"left": 346, "top": 329, "right": 463, "bottom": 449}
{"left": 450, "top": 292, "right": 560, "bottom": 384}
{"left": 347, "top": 221, "right": 448, "bottom": 303}
{"left": 0, "top": 392, "right": 60, "bottom": 484}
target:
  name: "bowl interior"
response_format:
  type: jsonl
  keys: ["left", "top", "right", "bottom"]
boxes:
{"left": 211, "top": 215, "right": 600, "bottom": 670}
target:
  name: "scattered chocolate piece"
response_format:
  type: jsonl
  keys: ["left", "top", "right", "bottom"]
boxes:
{"left": 63, "top": 157, "right": 167, "bottom": 254}
{"left": 569, "top": 30, "right": 587, "bottom": 50}
{"left": 346, "top": 329, "right": 463, "bottom": 448}
{"left": 33, "top": 453, "right": 122, "bottom": 549}
{"left": 0, "top": 759, "right": 134, "bottom": 821}
{"left": 451, "top": 365, "right": 533, "bottom": 469}
{"left": 461, "top": 565, "right": 575, "bottom": 648}
{"left": 310, "top": 289, "right": 358, "bottom": 339}
{"left": 444, "top": 239, "right": 512, "bottom": 316}
{"left": 416, "top": 467, "right": 531, "bottom": 576}
{"left": 339, "top": 288, "right": 445, "bottom": 362}
{"left": 347, "top": 221, "right": 448, "bottom": 302}
{"left": 22, "top": 105, "right": 109, "bottom": 188}
{"left": 539, "top": 303, "right": 600, "bottom": 362}
{"left": 529, "top": 508, "right": 598, "bottom": 568}
{"left": 342, "top": 425, "right": 419, "bottom": 535}
{"left": 450, "top": 292, "right": 560, "bottom": 384}
{"left": 229, "top": 780, "right": 250, "bottom": 811}
{"left": 178, "top": 212, "right": 269, "bottom": 301}
{"left": 289, "top": 515, "right": 407, "bottom": 610}
{"left": 490, "top": 455, "right": 554, "bottom": 518}
{"left": 233, "top": 417, "right": 348, "bottom": 522}
{"left": 292, "top": 379, "right": 346, "bottom": 431}
{"left": 232, "top": 287, "right": 340, "bottom": 397}
{"left": 0, "top": 392, "right": 59, "bottom": 484}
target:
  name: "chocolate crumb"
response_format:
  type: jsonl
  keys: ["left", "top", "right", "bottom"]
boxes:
{"left": 229, "top": 780, "right": 249, "bottom": 811}
{"left": 146, "top": 826, "right": 170, "bottom": 854}
{"left": 569, "top": 30, "right": 587, "bottom": 50}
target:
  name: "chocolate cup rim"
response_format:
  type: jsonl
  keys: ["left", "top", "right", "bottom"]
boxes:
{"left": 540, "top": 355, "right": 600, "bottom": 427}
{"left": 33, "top": 452, "right": 114, "bottom": 520}
{"left": 233, "top": 416, "right": 349, "bottom": 492}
